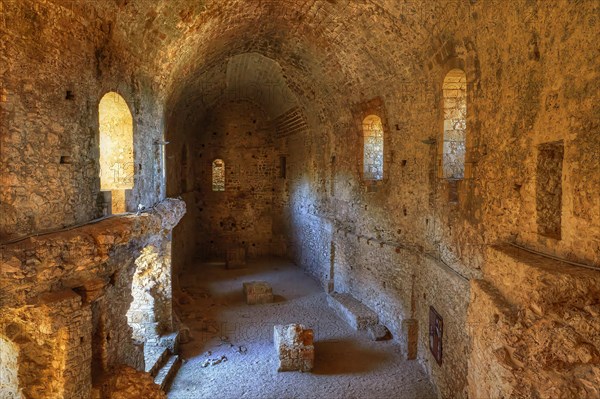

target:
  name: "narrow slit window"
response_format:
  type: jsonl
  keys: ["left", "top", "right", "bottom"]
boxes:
{"left": 279, "top": 156, "right": 287, "bottom": 179}
{"left": 212, "top": 159, "right": 225, "bottom": 191}
{"left": 536, "top": 141, "right": 563, "bottom": 239}
{"left": 363, "top": 115, "right": 384, "bottom": 181}
{"left": 442, "top": 69, "right": 467, "bottom": 179}
{"left": 181, "top": 144, "right": 188, "bottom": 192}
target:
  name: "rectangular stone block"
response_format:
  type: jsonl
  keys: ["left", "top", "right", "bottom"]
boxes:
{"left": 242, "top": 281, "right": 273, "bottom": 305}
{"left": 226, "top": 247, "right": 246, "bottom": 269}
{"left": 327, "top": 292, "right": 378, "bottom": 330}
{"left": 274, "top": 324, "right": 314, "bottom": 372}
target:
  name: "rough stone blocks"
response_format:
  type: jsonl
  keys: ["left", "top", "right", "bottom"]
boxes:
{"left": 242, "top": 281, "right": 273, "bottom": 305}
{"left": 226, "top": 247, "right": 247, "bottom": 269}
{"left": 273, "top": 324, "right": 314, "bottom": 372}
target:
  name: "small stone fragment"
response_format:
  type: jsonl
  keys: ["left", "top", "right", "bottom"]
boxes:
{"left": 368, "top": 324, "right": 391, "bottom": 341}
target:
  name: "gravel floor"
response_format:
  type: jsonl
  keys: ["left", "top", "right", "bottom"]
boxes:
{"left": 169, "top": 258, "right": 437, "bottom": 399}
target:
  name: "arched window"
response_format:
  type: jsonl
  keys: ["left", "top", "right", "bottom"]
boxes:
{"left": 0, "top": 335, "right": 20, "bottom": 398}
{"left": 442, "top": 69, "right": 467, "bottom": 179}
{"left": 99, "top": 92, "right": 134, "bottom": 213}
{"left": 212, "top": 159, "right": 225, "bottom": 191}
{"left": 362, "top": 115, "right": 384, "bottom": 181}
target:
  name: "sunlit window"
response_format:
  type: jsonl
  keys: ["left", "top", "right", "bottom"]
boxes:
{"left": 363, "top": 115, "right": 384, "bottom": 181}
{"left": 99, "top": 92, "right": 133, "bottom": 213}
{"left": 212, "top": 159, "right": 225, "bottom": 191}
{"left": 442, "top": 69, "right": 467, "bottom": 179}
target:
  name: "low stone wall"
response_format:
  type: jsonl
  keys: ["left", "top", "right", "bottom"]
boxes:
{"left": 0, "top": 198, "right": 185, "bottom": 399}
{"left": 468, "top": 245, "right": 600, "bottom": 399}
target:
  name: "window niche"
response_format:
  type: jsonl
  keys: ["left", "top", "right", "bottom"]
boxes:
{"left": 441, "top": 69, "right": 467, "bottom": 180}
{"left": 536, "top": 141, "right": 564, "bottom": 240}
{"left": 99, "top": 92, "right": 134, "bottom": 214}
{"left": 279, "top": 155, "right": 287, "bottom": 179}
{"left": 362, "top": 114, "right": 384, "bottom": 181}
{"left": 212, "top": 159, "right": 225, "bottom": 192}
{"left": 181, "top": 144, "right": 188, "bottom": 193}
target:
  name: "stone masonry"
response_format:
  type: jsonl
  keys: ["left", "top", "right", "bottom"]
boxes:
{"left": 1, "top": 0, "right": 598, "bottom": 397}
{"left": 243, "top": 281, "right": 274, "bottom": 305}
{"left": 0, "top": 199, "right": 185, "bottom": 398}
{"left": 274, "top": 324, "right": 315, "bottom": 372}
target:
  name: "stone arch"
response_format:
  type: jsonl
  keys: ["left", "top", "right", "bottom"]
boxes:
{"left": 99, "top": 91, "right": 134, "bottom": 213}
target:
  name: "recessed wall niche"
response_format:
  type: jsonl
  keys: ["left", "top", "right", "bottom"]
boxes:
{"left": 536, "top": 140, "right": 564, "bottom": 240}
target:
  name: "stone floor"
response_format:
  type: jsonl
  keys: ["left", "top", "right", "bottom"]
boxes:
{"left": 169, "top": 258, "right": 436, "bottom": 399}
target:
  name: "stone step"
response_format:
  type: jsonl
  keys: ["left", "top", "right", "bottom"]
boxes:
{"left": 327, "top": 292, "right": 378, "bottom": 331}
{"left": 145, "top": 345, "right": 170, "bottom": 377}
{"left": 154, "top": 354, "right": 181, "bottom": 392}
{"left": 159, "top": 331, "right": 180, "bottom": 353}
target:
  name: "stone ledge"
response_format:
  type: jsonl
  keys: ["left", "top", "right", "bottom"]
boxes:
{"left": 468, "top": 247, "right": 600, "bottom": 399}
{"left": 0, "top": 198, "right": 186, "bottom": 308}
{"left": 484, "top": 244, "right": 600, "bottom": 311}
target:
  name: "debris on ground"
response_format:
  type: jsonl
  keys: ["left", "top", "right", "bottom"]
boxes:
{"left": 201, "top": 355, "right": 228, "bottom": 368}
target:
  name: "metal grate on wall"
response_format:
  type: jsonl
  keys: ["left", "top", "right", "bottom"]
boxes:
{"left": 274, "top": 107, "right": 308, "bottom": 138}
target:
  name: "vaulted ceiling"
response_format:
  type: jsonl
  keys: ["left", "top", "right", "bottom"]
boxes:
{"left": 88, "top": 0, "right": 466, "bottom": 117}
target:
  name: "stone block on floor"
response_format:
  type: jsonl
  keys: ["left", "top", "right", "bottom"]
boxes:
{"left": 226, "top": 247, "right": 246, "bottom": 269}
{"left": 242, "top": 281, "right": 273, "bottom": 305}
{"left": 327, "top": 292, "right": 378, "bottom": 330}
{"left": 274, "top": 324, "right": 314, "bottom": 372}
{"left": 368, "top": 324, "right": 391, "bottom": 341}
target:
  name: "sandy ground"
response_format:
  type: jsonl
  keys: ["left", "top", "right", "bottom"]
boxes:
{"left": 169, "top": 258, "right": 437, "bottom": 399}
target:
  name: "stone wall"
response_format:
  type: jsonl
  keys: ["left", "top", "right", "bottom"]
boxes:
{"left": 0, "top": 335, "right": 19, "bottom": 398}
{"left": 0, "top": 199, "right": 185, "bottom": 398}
{"left": 468, "top": 245, "right": 600, "bottom": 399}
{"left": 127, "top": 242, "right": 173, "bottom": 344}
{"left": 1, "top": 0, "right": 598, "bottom": 397}
{"left": 0, "top": 292, "right": 92, "bottom": 398}
{"left": 167, "top": 53, "right": 300, "bottom": 269}
{"left": 179, "top": 101, "right": 279, "bottom": 261}
{"left": 0, "top": 0, "right": 167, "bottom": 241}
{"left": 160, "top": 1, "right": 598, "bottom": 396}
